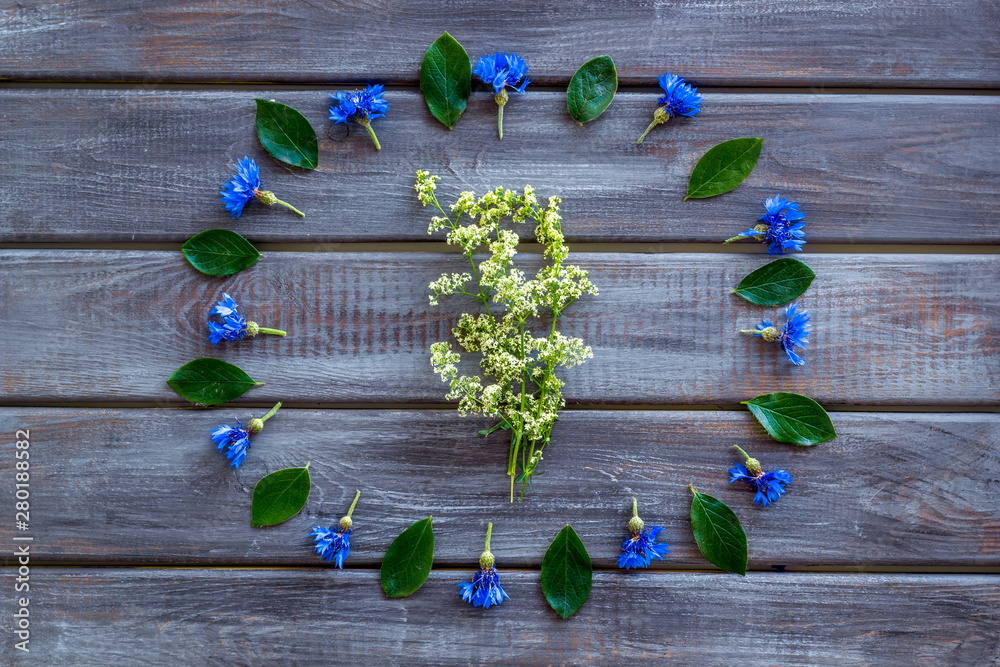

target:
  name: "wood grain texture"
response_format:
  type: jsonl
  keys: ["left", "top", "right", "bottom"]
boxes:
{"left": 2, "top": 569, "right": 997, "bottom": 664}
{"left": 1, "top": 1, "right": 998, "bottom": 86}
{"left": 2, "top": 251, "right": 997, "bottom": 406}
{"left": 0, "top": 409, "right": 996, "bottom": 568}
{"left": 1, "top": 90, "right": 998, "bottom": 244}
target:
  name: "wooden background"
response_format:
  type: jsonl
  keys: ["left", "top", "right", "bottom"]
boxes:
{"left": 1, "top": 1, "right": 998, "bottom": 664}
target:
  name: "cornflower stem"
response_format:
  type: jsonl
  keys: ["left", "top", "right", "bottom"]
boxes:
{"left": 359, "top": 119, "right": 381, "bottom": 150}
{"left": 345, "top": 489, "right": 361, "bottom": 517}
{"left": 632, "top": 497, "right": 639, "bottom": 518}
{"left": 274, "top": 198, "right": 305, "bottom": 217}
{"left": 484, "top": 522, "right": 493, "bottom": 551}
{"left": 636, "top": 118, "right": 660, "bottom": 145}
{"left": 497, "top": 104, "right": 504, "bottom": 140}
{"left": 739, "top": 329, "right": 762, "bottom": 335}
{"left": 260, "top": 402, "right": 282, "bottom": 423}
{"left": 723, "top": 235, "right": 745, "bottom": 244}
{"left": 257, "top": 327, "right": 287, "bottom": 337}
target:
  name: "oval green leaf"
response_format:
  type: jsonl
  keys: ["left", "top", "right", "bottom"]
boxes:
{"left": 251, "top": 465, "right": 311, "bottom": 527}
{"left": 733, "top": 257, "right": 816, "bottom": 306}
{"left": 381, "top": 516, "right": 435, "bottom": 598}
{"left": 566, "top": 56, "right": 618, "bottom": 124}
{"left": 420, "top": 32, "right": 471, "bottom": 129}
{"left": 685, "top": 137, "right": 764, "bottom": 200}
{"left": 166, "top": 358, "right": 264, "bottom": 405}
{"left": 743, "top": 392, "right": 837, "bottom": 446}
{"left": 182, "top": 229, "right": 261, "bottom": 277}
{"left": 690, "top": 488, "right": 747, "bottom": 576}
{"left": 254, "top": 99, "right": 318, "bottom": 169}
{"left": 540, "top": 524, "right": 592, "bottom": 619}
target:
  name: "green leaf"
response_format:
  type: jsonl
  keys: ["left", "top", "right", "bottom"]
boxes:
{"left": 733, "top": 257, "right": 816, "bottom": 306}
{"left": 182, "top": 229, "right": 261, "bottom": 276}
{"left": 690, "top": 489, "right": 748, "bottom": 575}
{"left": 540, "top": 525, "right": 592, "bottom": 619}
{"left": 251, "top": 465, "right": 311, "bottom": 527}
{"left": 166, "top": 358, "right": 263, "bottom": 405}
{"left": 743, "top": 392, "right": 838, "bottom": 446}
{"left": 254, "top": 99, "right": 318, "bottom": 169}
{"left": 381, "top": 516, "right": 435, "bottom": 598}
{"left": 685, "top": 137, "right": 764, "bottom": 200}
{"left": 566, "top": 56, "right": 618, "bottom": 124}
{"left": 420, "top": 32, "right": 471, "bottom": 129}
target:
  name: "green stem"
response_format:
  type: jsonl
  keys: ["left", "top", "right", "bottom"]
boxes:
{"left": 632, "top": 497, "right": 638, "bottom": 518}
{"left": 689, "top": 483, "right": 697, "bottom": 495}
{"left": 723, "top": 235, "right": 746, "bottom": 244}
{"left": 739, "top": 329, "right": 762, "bottom": 336}
{"left": 484, "top": 522, "right": 493, "bottom": 551}
{"left": 636, "top": 118, "right": 659, "bottom": 145}
{"left": 346, "top": 489, "right": 361, "bottom": 517}
{"left": 257, "top": 327, "right": 287, "bottom": 337}
{"left": 274, "top": 198, "right": 305, "bottom": 217}
{"left": 733, "top": 445, "right": 752, "bottom": 462}
{"left": 259, "top": 402, "right": 282, "bottom": 423}
{"left": 360, "top": 120, "right": 381, "bottom": 150}
{"left": 497, "top": 104, "right": 504, "bottom": 141}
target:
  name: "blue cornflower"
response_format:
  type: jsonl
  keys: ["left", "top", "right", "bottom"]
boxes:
{"left": 728, "top": 195, "right": 806, "bottom": 254}
{"left": 637, "top": 72, "right": 702, "bottom": 144}
{"left": 618, "top": 498, "right": 669, "bottom": 570}
{"left": 207, "top": 293, "right": 287, "bottom": 346}
{"left": 211, "top": 422, "right": 252, "bottom": 468}
{"left": 309, "top": 490, "right": 361, "bottom": 568}
{"left": 209, "top": 402, "right": 281, "bottom": 469}
{"left": 458, "top": 522, "right": 510, "bottom": 609}
{"left": 740, "top": 302, "right": 811, "bottom": 366}
{"left": 220, "top": 156, "right": 304, "bottom": 218}
{"left": 473, "top": 52, "right": 530, "bottom": 140}
{"left": 329, "top": 84, "right": 390, "bottom": 150}
{"left": 730, "top": 446, "right": 792, "bottom": 506}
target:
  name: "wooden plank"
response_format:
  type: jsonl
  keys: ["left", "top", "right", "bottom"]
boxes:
{"left": 1, "top": 90, "right": 998, "bottom": 244}
{"left": 1, "top": 409, "right": 996, "bottom": 567}
{"left": 2, "top": 251, "right": 997, "bottom": 406}
{"left": 1, "top": 1, "right": 998, "bottom": 86}
{"left": 3, "top": 569, "right": 997, "bottom": 664}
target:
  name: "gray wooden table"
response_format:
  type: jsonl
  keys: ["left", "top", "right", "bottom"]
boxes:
{"left": 1, "top": 2, "right": 999, "bottom": 664}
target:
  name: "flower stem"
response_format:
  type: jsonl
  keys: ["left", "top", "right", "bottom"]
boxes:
{"left": 274, "top": 198, "right": 305, "bottom": 217}
{"left": 257, "top": 327, "right": 287, "bottom": 337}
{"left": 739, "top": 329, "right": 762, "bottom": 335}
{"left": 636, "top": 118, "right": 659, "bottom": 145}
{"left": 723, "top": 235, "right": 745, "bottom": 244}
{"left": 484, "top": 522, "right": 493, "bottom": 551}
{"left": 360, "top": 120, "right": 382, "bottom": 150}
{"left": 260, "top": 402, "right": 282, "bottom": 422}
{"left": 632, "top": 497, "right": 638, "bottom": 518}
{"left": 346, "top": 489, "right": 361, "bottom": 517}
{"left": 497, "top": 104, "right": 504, "bottom": 141}
{"left": 733, "top": 444, "right": 751, "bottom": 462}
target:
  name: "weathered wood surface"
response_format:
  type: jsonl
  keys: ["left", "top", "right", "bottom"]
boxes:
{"left": 1, "top": 409, "right": 997, "bottom": 568}
{"left": 2, "top": 1, "right": 998, "bottom": 87}
{"left": 2, "top": 251, "right": 997, "bottom": 406}
{"left": 2, "top": 569, "right": 997, "bottom": 664}
{"left": 2, "top": 90, "right": 998, "bottom": 244}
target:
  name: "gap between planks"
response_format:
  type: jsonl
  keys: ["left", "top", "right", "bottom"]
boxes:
{"left": 3, "top": 243, "right": 1000, "bottom": 254}
{"left": 1, "top": 402, "right": 998, "bottom": 413}
{"left": 4, "top": 564, "right": 998, "bottom": 575}
{"left": 2, "top": 81, "right": 1000, "bottom": 95}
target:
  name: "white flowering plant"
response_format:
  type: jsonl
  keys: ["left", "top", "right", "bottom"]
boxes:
{"left": 416, "top": 171, "right": 598, "bottom": 501}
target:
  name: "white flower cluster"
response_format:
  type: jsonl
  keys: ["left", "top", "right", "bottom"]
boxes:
{"left": 416, "top": 171, "right": 598, "bottom": 499}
